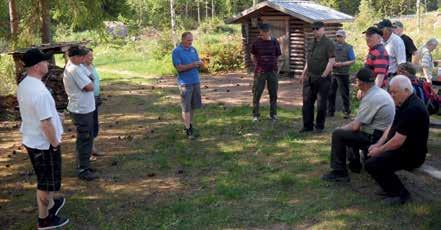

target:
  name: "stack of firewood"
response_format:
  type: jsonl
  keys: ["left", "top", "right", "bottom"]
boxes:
{"left": 42, "top": 65, "right": 68, "bottom": 111}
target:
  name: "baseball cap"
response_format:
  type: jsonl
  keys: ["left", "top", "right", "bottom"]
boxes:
{"left": 67, "top": 46, "right": 89, "bottom": 57}
{"left": 392, "top": 21, "right": 404, "bottom": 28}
{"left": 336, "top": 29, "right": 346, "bottom": 37}
{"left": 312, "top": 21, "right": 325, "bottom": 29}
{"left": 376, "top": 19, "right": 393, "bottom": 29}
{"left": 22, "top": 48, "right": 52, "bottom": 68}
{"left": 362, "top": 26, "right": 383, "bottom": 36}
{"left": 356, "top": 67, "right": 375, "bottom": 83}
{"left": 258, "top": 23, "right": 271, "bottom": 32}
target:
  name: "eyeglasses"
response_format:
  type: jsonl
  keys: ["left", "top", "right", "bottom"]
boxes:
{"left": 312, "top": 27, "right": 320, "bottom": 31}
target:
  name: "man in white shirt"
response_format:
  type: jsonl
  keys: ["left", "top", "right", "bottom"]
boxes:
{"left": 17, "top": 48, "right": 69, "bottom": 229}
{"left": 377, "top": 19, "right": 406, "bottom": 79}
{"left": 63, "top": 46, "right": 97, "bottom": 181}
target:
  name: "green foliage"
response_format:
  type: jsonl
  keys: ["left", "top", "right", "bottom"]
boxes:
{"left": 0, "top": 54, "right": 16, "bottom": 96}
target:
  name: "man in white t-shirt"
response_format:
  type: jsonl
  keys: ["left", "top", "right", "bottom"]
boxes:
{"left": 377, "top": 19, "right": 406, "bottom": 78}
{"left": 63, "top": 46, "right": 97, "bottom": 181}
{"left": 17, "top": 48, "right": 69, "bottom": 229}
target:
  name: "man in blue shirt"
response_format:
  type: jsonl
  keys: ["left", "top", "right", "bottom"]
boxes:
{"left": 172, "top": 32, "right": 204, "bottom": 139}
{"left": 328, "top": 29, "right": 355, "bottom": 119}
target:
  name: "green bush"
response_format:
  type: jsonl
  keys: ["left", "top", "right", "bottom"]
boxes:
{"left": 0, "top": 54, "right": 16, "bottom": 96}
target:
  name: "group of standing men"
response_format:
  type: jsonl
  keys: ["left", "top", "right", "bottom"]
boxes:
{"left": 17, "top": 45, "right": 102, "bottom": 229}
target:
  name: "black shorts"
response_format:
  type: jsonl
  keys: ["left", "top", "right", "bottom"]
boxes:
{"left": 25, "top": 145, "right": 62, "bottom": 192}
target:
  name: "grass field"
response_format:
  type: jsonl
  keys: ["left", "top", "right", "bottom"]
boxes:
{"left": 1, "top": 56, "right": 441, "bottom": 229}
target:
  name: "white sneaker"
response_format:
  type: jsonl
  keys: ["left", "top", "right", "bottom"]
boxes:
{"left": 252, "top": 116, "right": 259, "bottom": 123}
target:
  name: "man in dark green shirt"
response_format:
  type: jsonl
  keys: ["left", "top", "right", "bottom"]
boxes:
{"left": 300, "top": 21, "right": 336, "bottom": 132}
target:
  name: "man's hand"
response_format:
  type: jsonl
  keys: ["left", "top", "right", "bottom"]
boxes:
{"left": 334, "top": 62, "right": 341, "bottom": 68}
{"left": 356, "top": 89, "right": 364, "bottom": 100}
{"left": 368, "top": 145, "right": 383, "bottom": 157}
{"left": 368, "top": 143, "right": 381, "bottom": 152}
{"left": 51, "top": 141, "right": 61, "bottom": 148}
{"left": 194, "top": 60, "right": 203, "bottom": 68}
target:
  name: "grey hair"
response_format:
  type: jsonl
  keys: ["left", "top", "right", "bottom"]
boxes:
{"left": 426, "top": 38, "right": 439, "bottom": 47}
{"left": 390, "top": 75, "right": 414, "bottom": 94}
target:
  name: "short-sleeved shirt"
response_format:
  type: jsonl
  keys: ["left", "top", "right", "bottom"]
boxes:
{"left": 387, "top": 94, "right": 429, "bottom": 158}
{"left": 420, "top": 46, "right": 434, "bottom": 80}
{"left": 355, "top": 86, "right": 395, "bottom": 133}
{"left": 63, "top": 61, "right": 95, "bottom": 114}
{"left": 17, "top": 76, "right": 63, "bottom": 150}
{"left": 365, "top": 44, "right": 389, "bottom": 81}
{"left": 400, "top": 34, "right": 417, "bottom": 62}
{"left": 85, "top": 64, "right": 101, "bottom": 96}
{"left": 333, "top": 42, "right": 355, "bottom": 75}
{"left": 384, "top": 33, "right": 406, "bottom": 74}
{"left": 250, "top": 37, "right": 282, "bottom": 73}
{"left": 306, "top": 35, "right": 336, "bottom": 79}
{"left": 172, "top": 44, "right": 200, "bottom": 85}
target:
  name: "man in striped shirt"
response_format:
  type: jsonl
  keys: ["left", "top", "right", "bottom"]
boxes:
{"left": 363, "top": 27, "right": 389, "bottom": 88}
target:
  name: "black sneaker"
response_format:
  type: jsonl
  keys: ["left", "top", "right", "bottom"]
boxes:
{"left": 343, "top": 112, "right": 351, "bottom": 119}
{"left": 185, "top": 128, "right": 195, "bottom": 140}
{"left": 383, "top": 190, "right": 411, "bottom": 205}
{"left": 78, "top": 169, "right": 98, "bottom": 181}
{"left": 313, "top": 128, "right": 324, "bottom": 133}
{"left": 38, "top": 215, "right": 69, "bottom": 230}
{"left": 321, "top": 170, "right": 350, "bottom": 182}
{"left": 49, "top": 197, "right": 65, "bottom": 216}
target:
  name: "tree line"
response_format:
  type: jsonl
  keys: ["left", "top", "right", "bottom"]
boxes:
{"left": 1, "top": 0, "right": 440, "bottom": 48}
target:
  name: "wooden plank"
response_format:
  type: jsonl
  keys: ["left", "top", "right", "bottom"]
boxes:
{"left": 415, "top": 163, "right": 441, "bottom": 180}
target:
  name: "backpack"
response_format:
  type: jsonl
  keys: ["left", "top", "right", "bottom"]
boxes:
{"left": 412, "top": 78, "right": 440, "bottom": 115}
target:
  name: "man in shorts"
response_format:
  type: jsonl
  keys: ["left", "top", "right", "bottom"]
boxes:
{"left": 17, "top": 48, "right": 69, "bottom": 229}
{"left": 172, "top": 32, "right": 204, "bottom": 139}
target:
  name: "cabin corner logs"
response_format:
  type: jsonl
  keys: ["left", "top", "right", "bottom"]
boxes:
{"left": 240, "top": 8, "right": 343, "bottom": 77}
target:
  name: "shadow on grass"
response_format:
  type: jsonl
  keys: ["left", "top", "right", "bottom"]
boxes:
{"left": 1, "top": 78, "right": 441, "bottom": 230}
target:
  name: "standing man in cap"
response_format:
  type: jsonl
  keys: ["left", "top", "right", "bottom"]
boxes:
{"left": 377, "top": 19, "right": 406, "bottom": 80}
{"left": 63, "top": 46, "right": 98, "bottom": 181}
{"left": 363, "top": 27, "right": 389, "bottom": 88}
{"left": 172, "top": 31, "right": 204, "bottom": 139}
{"left": 392, "top": 21, "right": 417, "bottom": 63}
{"left": 251, "top": 23, "right": 282, "bottom": 122}
{"left": 300, "top": 21, "right": 335, "bottom": 133}
{"left": 17, "top": 48, "right": 69, "bottom": 229}
{"left": 321, "top": 67, "right": 395, "bottom": 182}
{"left": 328, "top": 29, "right": 355, "bottom": 119}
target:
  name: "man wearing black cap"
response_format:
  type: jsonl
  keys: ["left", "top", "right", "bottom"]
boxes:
{"left": 363, "top": 26, "right": 389, "bottom": 88}
{"left": 63, "top": 46, "right": 98, "bottom": 181}
{"left": 300, "top": 21, "right": 335, "bottom": 132}
{"left": 321, "top": 67, "right": 395, "bottom": 182}
{"left": 392, "top": 21, "right": 417, "bottom": 63}
{"left": 17, "top": 48, "right": 69, "bottom": 229}
{"left": 251, "top": 23, "right": 282, "bottom": 122}
{"left": 377, "top": 19, "right": 406, "bottom": 80}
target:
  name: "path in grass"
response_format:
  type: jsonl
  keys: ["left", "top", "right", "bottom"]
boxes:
{"left": 1, "top": 71, "right": 441, "bottom": 229}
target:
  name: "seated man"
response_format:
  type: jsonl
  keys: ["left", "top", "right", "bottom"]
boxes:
{"left": 366, "top": 75, "right": 430, "bottom": 205}
{"left": 321, "top": 67, "right": 395, "bottom": 182}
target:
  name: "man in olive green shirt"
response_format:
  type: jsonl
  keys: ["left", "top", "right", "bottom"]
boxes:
{"left": 300, "top": 21, "right": 336, "bottom": 133}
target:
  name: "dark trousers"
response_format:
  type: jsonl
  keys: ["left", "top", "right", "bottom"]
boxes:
{"left": 330, "top": 128, "right": 372, "bottom": 171}
{"left": 93, "top": 106, "right": 100, "bottom": 138}
{"left": 252, "top": 71, "right": 278, "bottom": 117}
{"left": 365, "top": 149, "right": 425, "bottom": 196}
{"left": 328, "top": 74, "right": 351, "bottom": 114}
{"left": 70, "top": 111, "right": 94, "bottom": 172}
{"left": 302, "top": 76, "right": 331, "bottom": 130}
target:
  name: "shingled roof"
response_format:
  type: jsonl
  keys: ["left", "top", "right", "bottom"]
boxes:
{"left": 227, "top": 0, "right": 354, "bottom": 24}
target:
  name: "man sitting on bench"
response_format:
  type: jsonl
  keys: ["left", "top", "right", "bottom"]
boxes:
{"left": 321, "top": 67, "right": 395, "bottom": 182}
{"left": 365, "top": 75, "right": 430, "bottom": 205}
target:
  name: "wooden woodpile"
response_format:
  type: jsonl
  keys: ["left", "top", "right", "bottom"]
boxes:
{"left": 42, "top": 65, "right": 68, "bottom": 110}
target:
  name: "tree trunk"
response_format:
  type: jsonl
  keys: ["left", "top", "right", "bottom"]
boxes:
{"left": 253, "top": 0, "right": 257, "bottom": 7}
{"left": 197, "top": 0, "right": 201, "bottom": 24}
{"left": 170, "top": 0, "right": 177, "bottom": 47}
{"left": 39, "top": 0, "right": 52, "bottom": 44}
{"left": 185, "top": 0, "right": 189, "bottom": 18}
{"left": 416, "top": 0, "right": 421, "bottom": 32}
{"left": 211, "top": 0, "right": 215, "bottom": 19}
{"left": 205, "top": 0, "right": 208, "bottom": 20}
{"left": 233, "top": 0, "right": 237, "bottom": 14}
{"left": 8, "top": 0, "right": 19, "bottom": 39}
